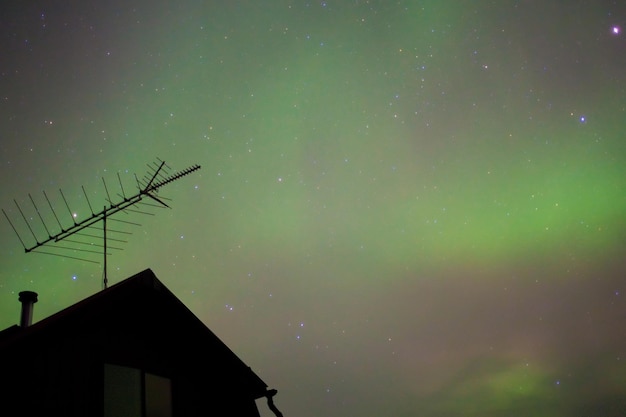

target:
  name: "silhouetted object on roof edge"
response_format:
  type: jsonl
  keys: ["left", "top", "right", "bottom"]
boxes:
{"left": 265, "top": 388, "right": 284, "bottom": 417}
{"left": 0, "top": 269, "right": 281, "bottom": 417}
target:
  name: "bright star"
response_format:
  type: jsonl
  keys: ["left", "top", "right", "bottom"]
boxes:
{"left": 612, "top": 26, "right": 620, "bottom": 35}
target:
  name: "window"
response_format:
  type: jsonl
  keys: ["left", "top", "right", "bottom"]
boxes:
{"left": 104, "top": 364, "right": 172, "bottom": 417}
{"left": 145, "top": 372, "right": 173, "bottom": 417}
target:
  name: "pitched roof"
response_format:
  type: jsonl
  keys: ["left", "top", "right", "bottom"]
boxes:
{"left": 0, "top": 268, "right": 268, "bottom": 399}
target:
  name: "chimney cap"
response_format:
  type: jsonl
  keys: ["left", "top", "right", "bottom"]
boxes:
{"left": 19, "top": 291, "right": 38, "bottom": 303}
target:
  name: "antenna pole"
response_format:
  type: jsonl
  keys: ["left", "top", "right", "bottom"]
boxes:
{"left": 103, "top": 208, "right": 108, "bottom": 289}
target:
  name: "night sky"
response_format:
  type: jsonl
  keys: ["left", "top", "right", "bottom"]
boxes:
{"left": 1, "top": 1, "right": 626, "bottom": 416}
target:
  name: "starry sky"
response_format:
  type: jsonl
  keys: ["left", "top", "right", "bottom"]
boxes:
{"left": 1, "top": 1, "right": 625, "bottom": 416}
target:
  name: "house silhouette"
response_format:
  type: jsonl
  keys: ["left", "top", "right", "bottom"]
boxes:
{"left": 0, "top": 268, "right": 282, "bottom": 417}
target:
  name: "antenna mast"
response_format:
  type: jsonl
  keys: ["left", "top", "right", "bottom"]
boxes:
{"left": 3, "top": 159, "right": 201, "bottom": 289}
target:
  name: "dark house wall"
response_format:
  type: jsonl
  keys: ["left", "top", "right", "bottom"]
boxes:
{"left": 2, "top": 328, "right": 102, "bottom": 416}
{"left": 1, "top": 329, "right": 262, "bottom": 416}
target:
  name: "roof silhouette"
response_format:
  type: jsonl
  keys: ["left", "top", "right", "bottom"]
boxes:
{"left": 0, "top": 268, "right": 269, "bottom": 415}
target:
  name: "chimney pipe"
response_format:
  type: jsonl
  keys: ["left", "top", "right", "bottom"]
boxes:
{"left": 18, "top": 291, "right": 38, "bottom": 328}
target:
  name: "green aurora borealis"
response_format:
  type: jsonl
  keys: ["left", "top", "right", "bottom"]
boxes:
{"left": 1, "top": 1, "right": 626, "bottom": 416}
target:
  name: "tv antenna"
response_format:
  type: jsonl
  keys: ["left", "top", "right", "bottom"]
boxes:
{"left": 3, "top": 158, "right": 201, "bottom": 289}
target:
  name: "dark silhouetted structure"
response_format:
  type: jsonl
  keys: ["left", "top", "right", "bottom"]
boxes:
{"left": 0, "top": 269, "right": 280, "bottom": 417}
